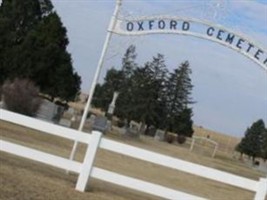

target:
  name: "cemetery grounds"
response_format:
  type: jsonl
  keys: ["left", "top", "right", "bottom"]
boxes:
{"left": 0, "top": 119, "right": 266, "bottom": 200}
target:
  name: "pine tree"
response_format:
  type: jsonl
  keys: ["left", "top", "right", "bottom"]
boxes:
{"left": 175, "top": 107, "right": 194, "bottom": 137}
{"left": 121, "top": 45, "right": 137, "bottom": 79}
{"left": 123, "top": 54, "right": 168, "bottom": 130}
{"left": 0, "top": 0, "right": 44, "bottom": 84}
{"left": 92, "top": 68, "right": 123, "bottom": 111}
{"left": 261, "top": 128, "right": 267, "bottom": 161}
{"left": 0, "top": 0, "right": 81, "bottom": 101}
{"left": 93, "top": 46, "right": 195, "bottom": 138}
{"left": 147, "top": 54, "right": 168, "bottom": 128}
{"left": 92, "top": 45, "right": 138, "bottom": 121}
{"left": 165, "top": 61, "right": 194, "bottom": 136}
{"left": 114, "top": 45, "right": 138, "bottom": 121}
{"left": 236, "top": 119, "right": 266, "bottom": 161}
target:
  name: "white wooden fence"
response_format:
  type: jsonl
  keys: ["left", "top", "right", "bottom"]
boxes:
{"left": 0, "top": 109, "right": 266, "bottom": 200}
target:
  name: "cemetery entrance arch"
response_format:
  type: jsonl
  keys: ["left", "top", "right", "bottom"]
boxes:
{"left": 112, "top": 16, "right": 267, "bottom": 71}
{"left": 71, "top": 0, "right": 267, "bottom": 162}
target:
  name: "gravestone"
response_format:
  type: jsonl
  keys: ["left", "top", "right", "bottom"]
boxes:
{"left": 88, "top": 114, "right": 96, "bottom": 124}
{"left": 118, "top": 127, "right": 127, "bottom": 135}
{"left": 139, "top": 123, "right": 147, "bottom": 135}
{"left": 36, "top": 99, "right": 63, "bottom": 123}
{"left": 125, "top": 123, "right": 140, "bottom": 139}
{"left": 92, "top": 116, "right": 109, "bottom": 134}
{"left": 256, "top": 160, "right": 267, "bottom": 173}
{"left": 59, "top": 107, "right": 78, "bottom": 128}
{"left": 66, "top": 107, "right": 75, "bottom": 115}
{"left": 154, "top": 129, "right": 165, "bottom": 141}
{"left": 146, "top": 125, "right": 156, "bottom": 137}
{"left": 0, "top": 101, "right": 4, "bottom": 108}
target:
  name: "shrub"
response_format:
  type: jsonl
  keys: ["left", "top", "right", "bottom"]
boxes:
{"left": 177, "top": 134, "right": 187, "bottom": 144}
{"left": 165, "top": 134, "right": 175, "bottom": 144}
{"left": 2, "top": 79, "right": 42, "bottom": 116}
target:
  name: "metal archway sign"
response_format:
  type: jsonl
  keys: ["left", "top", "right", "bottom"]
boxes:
{"left": 70, "top": 0, "right": 267, "bottom": 162}
{"left": 112, "top": 16, "right": 267, "bottom": 71}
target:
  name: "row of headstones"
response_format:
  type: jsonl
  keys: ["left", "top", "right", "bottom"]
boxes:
{"left": 55, "top": 107, "right": 267, "bottom": 173}
{"left": 1, "top": 97, "right": 166, "bottom": 143}
{"left": 239, "top": 154, "right": 267, "bottom": 173}
{"left": 87, "top": 114, "right": 165, "bottom": 140}
{"left": 1, "top": 98, "right": 167, "bottom": 141}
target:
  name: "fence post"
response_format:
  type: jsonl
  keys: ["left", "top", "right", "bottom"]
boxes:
{"left": 190, "top": 138, "right": 195, "bottom": 152}
{"left": 254, "top": 178, "right": 267, "bottom": 200}
{"left": 212, "top": 144, "right": 218, "bottom": 158}
{"left": 75, "top": 131, "right": 102, "bottom": 192}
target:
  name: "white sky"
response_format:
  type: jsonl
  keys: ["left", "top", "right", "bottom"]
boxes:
{"left": 25, "top": 0, "right": 267, "bottom": 137}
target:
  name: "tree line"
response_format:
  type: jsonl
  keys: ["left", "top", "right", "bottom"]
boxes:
{"left": 92, "top": 45, "right": 194, "bottom": 137}
{"left": 0, "top": 0, "right": 81, "bottom": 102}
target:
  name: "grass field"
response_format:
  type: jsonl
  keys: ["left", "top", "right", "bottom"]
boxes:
{"left": 193, "top": 125, "right": 241, "bottom": 155}
{"left": 0, "top": 119, "right": 266, "bottom": 200}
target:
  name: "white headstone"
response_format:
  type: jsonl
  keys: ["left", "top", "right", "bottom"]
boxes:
{"left": 154, "top": 129, "right": 165, "bottom": 141}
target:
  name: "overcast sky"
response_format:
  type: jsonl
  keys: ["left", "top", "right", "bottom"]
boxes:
{"left": 49, "top": 0, "right": 267, "bottom": 137}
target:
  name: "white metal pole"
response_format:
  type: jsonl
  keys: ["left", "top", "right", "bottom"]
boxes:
{"left": 69, "top": 0, "right": 122, "bottom": 161}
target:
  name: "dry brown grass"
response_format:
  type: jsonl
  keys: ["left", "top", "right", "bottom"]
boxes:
{"left": 0, "top": 120, "right": 266, "bottom": 200}
{"left": 68, "top": 102, "right": 241, "bottom": 155}
{"left": 193, "top": 125, "right": 241, "bottom": 154}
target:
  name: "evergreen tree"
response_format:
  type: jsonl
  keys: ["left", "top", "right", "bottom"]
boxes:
{"left": 175, "top": 107, "right": 194, "bottom": 137}
{"left": 121, "top": 45, "right": 137, "bottom": 79}
{"left": 92, "top": 45, "right": 138, "bottom": 121}
{"left": 115, "top": 66, "right": 148, "bottom": 123}
{"left": 92, "top": 46, "right": 194, "bottom": 138}
{"left": 236, "top": 119, "right": 266, "bottom": 161}
{"left": 0, "top": 0, "right": 81, "bottom": 101}
{"left": 0, "top": 0, "right": 45, "bottom": 84}
{"left": 261, "top": 128, "right": 267, "bottom": 161}
{"left": 92, "top": 84, "right": 106, "bottom": 109}
{"left": 117, "top": 54, "right": 168, "bottom": 130}
{"left": 146, "top": 54, "right": 168, "bottom": 128}
{"left": 92, "top": 68, "right": 123, "bottom": 111}
{"left": 114, "top": 45, "right": 138, "bottom": 121}
{"left": 165, "top": 61, "right": 194, "bottom": 136}
{"left": 128, "top": 64, "right": 159, "bottom": 127}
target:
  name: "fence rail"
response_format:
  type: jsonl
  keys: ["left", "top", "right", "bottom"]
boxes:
{"left": 0, "top": 109, "right": 266, "bottom": 200}
{"left": 100, "top": 138, "right": 259, "bottom": 192}
{"left": 1, "top": 140, "right": 82, "bottom": 173}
